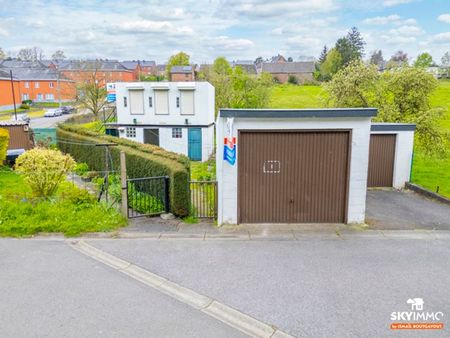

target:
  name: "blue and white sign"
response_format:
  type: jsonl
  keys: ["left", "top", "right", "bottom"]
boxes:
{"left": 106, "top": 83, "right": 116, "bottom": 103}
{"left": 223, "top": 118, "right": 236, "bottom": 165}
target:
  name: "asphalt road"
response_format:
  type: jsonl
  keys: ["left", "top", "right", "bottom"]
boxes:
{"left": 89, "top": 236, "right": 450, "bottom": 338}
{"left": 0, "top": 239, "right": 246, "bottom": 338}
{"left": 29, "top": 113, "right": 73, "bottom": 128}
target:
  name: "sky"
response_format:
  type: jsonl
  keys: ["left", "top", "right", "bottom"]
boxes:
{"left": 0, "top": 0, "right": 449, "bottom": 64}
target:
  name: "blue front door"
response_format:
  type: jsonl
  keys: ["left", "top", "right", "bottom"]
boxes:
{"left": 188, "top": 128, "right": 202, "bottom": 161}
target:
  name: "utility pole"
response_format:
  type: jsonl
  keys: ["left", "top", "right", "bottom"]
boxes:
{"left": 56, "top": 64, "right": 62, "bottom": 108}
{"left": 9, "top": 70, "right": 17, "bottom": 120}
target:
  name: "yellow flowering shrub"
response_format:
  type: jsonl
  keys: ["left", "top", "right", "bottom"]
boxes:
{"left": 0, "top": 128, "right": 9, "bottom": 163}
{"left": 15, "top": 148, "right": 75, "bottom": 198}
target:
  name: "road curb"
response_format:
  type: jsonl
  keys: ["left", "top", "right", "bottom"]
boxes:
{"left": 69, "top": 240, "right": 294, "bottom": 338}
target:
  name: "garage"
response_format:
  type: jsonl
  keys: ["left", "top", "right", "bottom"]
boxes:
{"left": 216, "top": 108, "right": 378, "bottom": 225}
{"left": 238, "top": 131, "right": 350, "bottom": 223}
{"left": 369, "top": 123, "right": 416, "bottom": 189}
{"left": 367, "top": 134, "right": 396, "bottom": 187}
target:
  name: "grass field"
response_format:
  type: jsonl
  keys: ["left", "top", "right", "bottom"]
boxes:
{"left": 268, "top": 81, "right": 450, "bottom": 197}
{"left": 0, "top": 109, "right": 45, "bottom": 121}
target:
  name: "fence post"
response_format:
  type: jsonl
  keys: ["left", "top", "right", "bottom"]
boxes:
{"left": 164, "top": 176, "right": 170, "bottom": 213}
{"left": 120, "top": 151, "right": 128, "bottom": 217}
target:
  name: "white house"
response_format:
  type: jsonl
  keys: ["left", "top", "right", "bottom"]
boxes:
{"left": 113, "top": 81, "right": 215, "bottom": 161}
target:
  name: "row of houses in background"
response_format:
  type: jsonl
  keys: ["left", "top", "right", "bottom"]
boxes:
{"left": 0, "top": 55, "right": 315, "bottom": 111}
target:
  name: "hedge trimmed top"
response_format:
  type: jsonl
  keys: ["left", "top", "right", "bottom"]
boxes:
{"left": 58, "top": 123, "right": 190, "bottom": 170}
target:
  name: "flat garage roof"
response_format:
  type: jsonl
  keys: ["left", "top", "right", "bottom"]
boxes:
{"left": 371, "top": 123, "right": 416, "bottom": 131}
{"left": 219, "top": 108, "right": 378, "bottom": 118}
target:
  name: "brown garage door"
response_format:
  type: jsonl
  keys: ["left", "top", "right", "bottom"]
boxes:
{"left": 238, "top": 131, "right": 350, "bottom": 223}
{"left": 367, "top": 134, "right": 396, "bottom": 187}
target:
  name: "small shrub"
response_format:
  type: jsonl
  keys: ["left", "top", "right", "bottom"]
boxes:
{"left": 15, "top": 148, "right": 76, "bottom": 198}
{"left": 288, "top": 75, "right": 298, "bottom": 85}
{"left": 59, "top": 183, "right": 95, "bottom": 205}
{"left": 74, "top": 162, "right": 89, "bottom": 177}
{"left": 22, "top": 100, "right": 33, "bottom": 105}
{"left": 19, "top": 104, "right": 30, "bottom": 110}
{"left": 0, "top": 128, "right": 9, "bottom": 163}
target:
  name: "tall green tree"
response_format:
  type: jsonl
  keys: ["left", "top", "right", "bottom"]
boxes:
{"left": 325, "top": 61, "right": 448, "bottom": 155}
{"left": 347, "top": 26, "right": 365, "bottom": 57}
{"left": 318, "top": 45, "right": 328, "bottom": 64}
{"left": 166, "top": 51, "right": 190, "bottom": 78}
{"left": 414, "top": 52, "right": 433, "bottom": 68}
{"left": 335, "top": 27, "right": 365, "bottom": 66}
{"left": 320, "top": 48, "right": 342, "bottom": 81}
{"left": 369, "top": 50, "right": 384, "bottom": 67}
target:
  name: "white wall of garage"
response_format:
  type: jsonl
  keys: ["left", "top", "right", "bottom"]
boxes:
{"left": 216, "top": 117, "right": 373, "bottom": 225}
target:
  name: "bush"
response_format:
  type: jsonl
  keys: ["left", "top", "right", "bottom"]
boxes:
{"left": 56, "top": 126, "right": 190, "bottom": 216}
{"left": 19, "top": 104, "right": 30, "bottom": 110}
{"left": 15, "top": 148, "right": 76, "bottom": 198}
{"left": 22, "top": 100, "right": 33, "bottom": 105}
{"left": 288, "top": 75, "right": 298, "bottom": 85}
{"left": 0, "top": 128, "right": 9, "bottom": 163}
{"left": 74, "top": 162, "right": 89, "bottom": 177}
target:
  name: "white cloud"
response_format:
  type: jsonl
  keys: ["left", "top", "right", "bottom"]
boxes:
{"left": 363, "top": 14, "right": 416, "bottom": 26}
{"left": 383, "top": 0, "right": 415, "bottom": 7}
{"left": 438, "top": 14, "right": 450, "bottom": 24}
{"left": 114, "top": 20, "right": 194, "bottom": 36}
{"left": 426, "top": 32, "right": 450, "bottom": 44}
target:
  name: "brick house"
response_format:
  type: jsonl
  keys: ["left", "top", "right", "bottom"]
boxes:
{"left": 120, "top": 60, "right": 156, "bottom": 80}
{"left": 59, "top": 60, "right": 134, "bottom": 86}
{"left": 170, "top": 65, "right": 194, "bottom": 81}
{"left": 261, "top": 61, "right": 315, "bottom": 83}
{"left": 232, "top": 60, "right": 257, "bottom": 74}
{"left": 0, "top": 70, "right": 20, "bottom": 111}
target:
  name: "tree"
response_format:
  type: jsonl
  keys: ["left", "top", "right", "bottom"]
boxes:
{"left": 414, "top": 52, "right": 433, "bottom": 68}
{"left": 347, "top": 26, "right": 365, "bottom": 57}
{"left": 319, "top": 48, "right": 342, "bottom": 81}
{"left": 254, "top": 56, "right": 264, "bottom": 65}
{"left": 287, "top": 56, "right": 293, "bottom": 62}
{"left": 0, "top": 47, "right": 6, "bottom": 60}
{"left": 17, "top": 46, "right": 44, "bottom": 61}
{"left": 318, "top": 46, "right": 328, "bottom": 64}
{"left": 390, "top": 50, "right": 408, "bottom": 62}
{"left": 166, "top": 51, "right": 190, "bottom": 78}
{"left": 441, "top": 52, "right": 450, "bottom": 67}
{"left": 369, "top": 50, "right": 384, "bottom": 67}
{"left": 325, "top": 61, "right": 448, "bottom": 155}
{"left": 52, "top": 50, "right": 66, "bottom": 60}
{"left": 334, "top": 27, "right": 365, "bottom": 67}
{"left": 77, "top": 68, "right": 108, "bottom": 117}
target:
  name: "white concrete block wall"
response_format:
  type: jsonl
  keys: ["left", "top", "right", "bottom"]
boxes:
{"left": 371, "top": 129, "right": 414, "bottom": 189}
{"left": 216, "top": 117, "right": 373, "bottom": 225}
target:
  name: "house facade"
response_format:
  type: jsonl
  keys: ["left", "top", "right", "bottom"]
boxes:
{"left": 113, "top": 81, "right": 215, "bottom": 161}
{"left": 261, "top": 61, "right": 315, "bottom": 83}
{"left": 170, "top": 66, "right": 194, "bottom": 81}
{"left": 120, "top": 60, "right": 156, "bottom": 80}
{"left": 0, "top": 70, "right": 20, "bottom": 111}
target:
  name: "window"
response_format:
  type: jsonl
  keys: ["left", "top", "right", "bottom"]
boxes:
{"left": 22, "top": 93, "right": 29, "bottom": 101}
{"left": 129, "top": 89, "right": 144, "bottom": 115}
{"left": 185, "top": 73, "right": 189, "bottom": 78}
{"left": 149, "top": 97, "right": 152, "bottom": 107}
{"left": 176, "top": 97, "right": 180, "bottom": 108}
{"left": 123, "top": 97, "right": 127, "bottom": 107}
{"left": 25, "top": 82, "right": 29, "bottom": 88}
{"left": 35, "top": 82, "right": 39, "bottom": 88}
{"left": 126, "top": 127, "right": 136, "bottom": 138}
{"left": 172, "top": 128, "right": 182, "bottom": 138}
{"left": 37, "top": 93, "right": 43, "bottom": 101}
{"left": 180, "top": 90, "right": 194, "bottom": 115}
{"left": 45, "top": 94, "right": 54, "bottom": 101}
{"left": 155, "top": 89, "right": 169, "bottom": 115}
{"left": 49, "top": 82, "right": 54, "bottom": 88}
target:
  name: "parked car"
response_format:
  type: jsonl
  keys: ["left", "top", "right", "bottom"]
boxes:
{"left": 61, "top": 106, "right": 75, "bottom": 114}
{"left": 15, "top": 113, "right": 30, "bottom": 123}
{"left": 44, "top": 109, "right": 62, "bottom": 117}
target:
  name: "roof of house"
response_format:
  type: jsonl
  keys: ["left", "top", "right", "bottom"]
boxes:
{"left": 5, "top": 68, "right": 71, "bottom": 81}
{"left": 0, "top": 59, "right": 47, "bottom": 69}
{"left": 170, "top": 65, "right": 193, "bottom": 74}
{"left": 233, "top": 61, "right": 257, "bottom": 74}
{"left": 270, "top": 55, "right": 287, "bottom": 63}
{"left": 120, "top": 60, "right": 156, "bottom": 70}
{"left": 58, "top": 60, "right": 129, "bottom": 71}
{"left": 0, "top": 69, "right": 15, "bottom": 80}
{"left": 219, "top": 108, "right": 378, "bottom": 118}
{"left": 0, "top": 120, "right": 29, "bottom": 126}
{"left": 261, "top": 61, "right": 315, "bottom": 74}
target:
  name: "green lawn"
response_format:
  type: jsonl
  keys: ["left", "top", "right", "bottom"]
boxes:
{"left": 268, "top": 82, "right": 450, "bottom": 197}
{"left": 0, "top": 168, "right": 126, "bottom": 237}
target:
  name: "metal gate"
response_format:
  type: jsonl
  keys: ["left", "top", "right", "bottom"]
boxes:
{"left": 190, "top": 181, "right": 217, "bottom": 218}
{"left": 127, "top": 176, "right": 170, "bottom": 218}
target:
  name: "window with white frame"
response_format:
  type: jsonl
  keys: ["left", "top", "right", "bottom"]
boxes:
{"left": 126, "top": 127, "right": 136, "bottom": 137}
{"left": 129, "top": 89, "right": 144, "bottom": 115}
{"left": 49, "top": 82, "right": 54, "bottom": 88}
{"left": 22, "top": 93, "right": 29, "bottom": 100}
{"left": 180, "top": 90, "right": 194, "bottom": 115}
{"left": 25, "top": 82, "right": 29, "bottom": 88}
{"left": 37, "top": 93, "right": 43, "bottom": 101}
{"left": 172, "top": 128, "right": 182, "bottom": 138}
{"left": 45, "top": 93, "right": 54, "bottom": 101}
{"left": 155, "top": 89, "right": 169, "bottom": 114}
{"left": 35, "top": 82, "right": 39, "bottom": 88}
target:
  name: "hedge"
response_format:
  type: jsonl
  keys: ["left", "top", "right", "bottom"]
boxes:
{"left": 56, "top": 126, "right": 190, "bottom": 216}
{"left": 0, "top": 128, "right": 9, "bottom": 163}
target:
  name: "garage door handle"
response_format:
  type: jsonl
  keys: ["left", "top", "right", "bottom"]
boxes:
{"left": 289, "top": 199, "right": 294, "bottom": 203}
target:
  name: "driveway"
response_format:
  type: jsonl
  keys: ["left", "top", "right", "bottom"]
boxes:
{"left": 29, "top": 113, "right": 73, "bottom": 128}
{"left": 366, "top": 190, "right": 450, "bottom": 230}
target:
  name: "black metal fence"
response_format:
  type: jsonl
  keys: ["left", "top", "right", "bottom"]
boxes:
{"left": 190, "top": 181, "right": 218, "bottom": 218}
{"left": 127, "top": 176, "right": 169, "bottom": 218}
